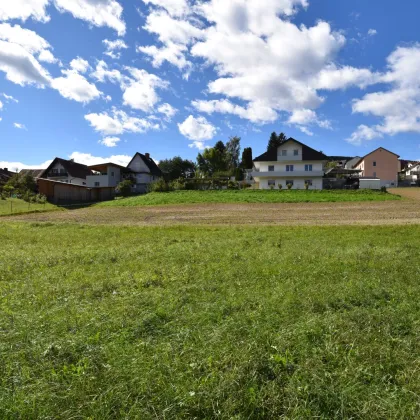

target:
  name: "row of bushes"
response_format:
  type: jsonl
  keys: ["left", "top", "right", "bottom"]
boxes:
{"left": 149, "top": 178, "right": 252, "bottom": 192}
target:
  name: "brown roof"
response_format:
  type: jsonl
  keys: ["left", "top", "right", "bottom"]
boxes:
{"left": 19, "top": 169, "right": 45, "bottom": 178}
{"left": 352, "top": 147, "right": 400, "bottom": 168}
{"left": 89, "top": 162, "right": 129, "bottom": 171}
{"left": 42, "top": 158, "right": 93, "bottom": 179}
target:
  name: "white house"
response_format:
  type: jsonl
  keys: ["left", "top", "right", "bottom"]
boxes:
{"left": 40, "top": 158, "right": 92, "bottom": 186}
{"left": 401, "top": 162, "right": 420, "bottom": 185}
{"left": 251, "top": 138, "right": 328, "bottom": 190}
{"left": 127, "top": 152, "right": 163, "bottom": 193}
{"left": 86, "top": 163, "right": 126, "bottom": 188}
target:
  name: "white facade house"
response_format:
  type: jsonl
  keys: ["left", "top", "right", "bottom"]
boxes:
{"left": 86, "top": 163, "right": 124, "bottom": 188}
{"left": 344, "top": 157, "right": 362, "bottom": 170}
{"left": 127, "top": 152, "right": 163, "bottom": 193}
{"left": 251, "top": 138, "right": 328, "bottom": 190}
{"left": 401, "top": 162, "right": 420, "bottom": 185}
{"left": 40, "top": 158, "right": 92, "bottom": 186}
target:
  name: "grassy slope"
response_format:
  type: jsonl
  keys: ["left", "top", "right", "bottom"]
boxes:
{"left": 0, "top": 198, "right": 58, "bottom": 216}
{"left": 0, "top": 223, "right": 419, "bottom": 418}
{"left": 97, "top": 190, "right": 400, "bottom": 207}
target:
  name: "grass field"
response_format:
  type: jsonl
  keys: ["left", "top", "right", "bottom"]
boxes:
{"left": 1, "top": 223, "right": 419, "bottom": 418}
{"left": 97, "top": 189, "right": 400, "bottom": 207}
{"left": 0, "top": 198, "right": 58, "bottom": 216}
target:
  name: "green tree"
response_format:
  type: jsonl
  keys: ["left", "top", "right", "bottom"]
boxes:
{"left": 117, "top": 180, "right": 133, "bottom": 197}
{"left": 267, "top": 131, "right": 288, "bottom": 151}
{"left": 158, "top": 157, "right": 196, "bottom": 181}
{"left": 214, "top": 141, "right": 226, "bottom": 155}
{"left": 226, "top": 136, "right": 241, "bottom": 169}
{"left": 197, "top": 146, "right": 229, "bottom": 176}
{"left": 241, "top": 147, "right": 253, "bottom": 169}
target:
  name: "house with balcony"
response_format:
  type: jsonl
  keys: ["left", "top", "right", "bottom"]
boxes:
{"left": 40, "top": 158, "right": 93, "bottom": 185}
{"left": 352, "top": 147, "right": 399, "bottom": 187}
{"left": 251, "top": 138, "right": 328, "bottom": 190}
{"left": 86, "top": 163, "right": 131, "bottom": 188}
{"left": 127, "top": 152, "right": 163, "bottom": 193}
{"left": 399, "top": 161, "right": 420, "bottom": 185}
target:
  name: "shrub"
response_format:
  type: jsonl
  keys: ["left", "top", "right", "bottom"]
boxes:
{"left": 171, "top": 178, "right": 186, "bottom": 191}
{"left": 149, "top": 178, "right": 174, "bottom": 192}
{"left": 304, "top": 182, "right": 310, "bottom": 190}
{"left": 117, "top": 180, "right": 133, "bottom": 197}
{"left": 278, "top": 184, "right": 283, "bottom": 190}
{"left": 227, "top": 180, "right": 239, "bottom": 190}
{"left": 380, "top": 186, "right": 387, "bottom": 193}
{"left": 287, "top": 183, "right": 293, "bottom": 190}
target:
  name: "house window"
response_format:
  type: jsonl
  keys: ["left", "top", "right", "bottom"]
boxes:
{"left": 373, "top": 161, "right": 377, "bottom": 167}
{"left": 111, "top": 171, "right": 114, "bottom": 177}
{"left": 83, "top": 182, "right": 86, "bottom": 185}
{"left": 268, "top": 180, "right": 276, "bottom": 187}
{"left": 281, "top": 150, "right": 287, "bottom": 156}
{"left": 286, "top": 165, "right": 294, "bottom": 172}
{"left": 286, "top": 180, "right": 294, "bottom": 186}
{"left": 268, "top": 165, "right": 275, "bottom": 172}
{"left": 305, "top": 179, "right": 313, "bottom": 186}
{"left": 373, "top": 172, "right": 377, "bottom": 178}
{"left": 305, "top": 164, "right": 313, "bottom": 172}
{"left": 294, "top": 150, "right": 299, "bottom": 156}
{"left": 95, "top": 182, "right": 100, "bottom": 187}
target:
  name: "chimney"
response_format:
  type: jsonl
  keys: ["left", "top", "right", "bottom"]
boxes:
{"left": 4, "top": 168, "right": 8, "bottom": 172}
{"left": 145, "top": 153, "right": 150, "bottom": 159}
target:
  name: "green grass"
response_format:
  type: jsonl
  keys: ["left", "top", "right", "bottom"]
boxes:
{"left": 97, "top": 189, "right": 400, "bottom": 207}
{"left": 0, "top": 198, "right": 58, "bottom": 216}
{"left": 0, "top": 223, "right": 419, "bottom": 418}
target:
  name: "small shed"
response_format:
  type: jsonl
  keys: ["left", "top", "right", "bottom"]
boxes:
{"left": 359, "top": 178, "right": 381, "bottom": 190}
{"left": 38, "top": 178, "right": 115, "bottom": 204}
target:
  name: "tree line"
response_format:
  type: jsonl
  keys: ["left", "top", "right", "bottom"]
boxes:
{"left": 158, "top": 131, "right": 288, "bottom": 181}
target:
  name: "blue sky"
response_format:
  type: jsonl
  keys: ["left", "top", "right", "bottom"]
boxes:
{"left": 1, "top": 0, "right": 420, "bottom": 170}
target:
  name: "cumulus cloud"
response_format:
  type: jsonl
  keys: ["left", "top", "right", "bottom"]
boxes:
{"left": 0, "top": 1, "right": 125, "bottom": 35}
{"left": 287, "top": 109, "right": 332, "bottom": 133}
{"left": 368, "top": 29, "right": 377, "bottom": 37}
{"left": 349, "top": 45, "right": 420, "bottom": 144}
{"left": 0, "top": 0, "right": 50, "bottom": 23}
{"left": 51, "top": 69, "right": 102, "bottom": 103}
{"left": 0, "top": 159, "right": 53, "bottom": 172}
{"left": 178, "top": 115, "right": 217, "bottom": 148}
{"left": 0, "top": 100, "right": 3, "bottom": 111}
{"left": 38, "top": 49, "right": 59, "bottom": 64}
{"left": 99, "top": 136, "right": 121, "bottom": 147}
{"left": 69, "top": 151, "right": 132, "bottom": 166}
{"left": 90, "top": 60, "right": 124, "bottom": 84}
{"left": 157, "top": 102, "right": 177, "bottom": 120}
{"left": 70, "top": 57, "right": 90, "bottom": 73}
{"left": 102, "top": 38, "right": 128, "bottom": 59}
{"left": 142, "top": 0, "right": 189, "bottom": 17}
{"left": 85, "top": 108, "right": 160, "bottom": 135}
{"left": 138, "top": 42, "right": 191, "bottom": 70}
{"left": 122, "top": 67, "right": 169, "bottom": 112}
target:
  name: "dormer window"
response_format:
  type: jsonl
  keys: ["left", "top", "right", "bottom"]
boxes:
{"left": 281, "top": 150, "right": 287, "bottom": 156}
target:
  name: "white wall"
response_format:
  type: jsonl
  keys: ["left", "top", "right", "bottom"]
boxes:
{"left": 256, "top": 177, "right": 323, "bottom": 190}
{"left": 276, "top": 142, "right": 303, "bottom": 161}
{"left": 128, "top": 155, "right": 150, "bottom": 173}
{"left": 254, "top": 161, "right": 323, "bottom": 172}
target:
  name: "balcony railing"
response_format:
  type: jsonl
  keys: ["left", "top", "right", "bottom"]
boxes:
{"left": 48, "top": 172, "right": 68, "bottom": 177}
{"left": 251, "top": 170, "right": 324, "bottom": 177}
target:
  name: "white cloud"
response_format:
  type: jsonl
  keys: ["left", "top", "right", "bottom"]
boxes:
{"left": 138, "top": 42, "right": 191, "bottom": 70}
{"left": 103, "top": 38, "right": 128, "bottom": 59}
{"left": 0, "top": 0, "right": 50, "bottom": 23}
{"left": 0, "top": 41, "right": 51, "bottom": 86}
{"left": 178, "top": 115, "right": 217, "bottom": 147}
{"left": 346, "top": 125, "right": 383, "bottom": 146}
{"left": 142, "top": 0, "right": 189, "bottom": 17}
{"left": 192, "top": 98, "right": 278, "bottom": 123}
{"left": 368, "top": 29, "right": 377, "bottom": 37}
{"left": 90, "top": 60, "right": 124, "bottom": 84}
{"left": 69, "top": 151, "right": 132, "bottom": 167}
{"left": 349, "top": 45, "right": 420, "bottom": 144}
{"left": 0, "top": 100, "right": 3, "bottom": 110}
{"left": 287, "top": 108, "right": 332, "bottom": 131}
{"left": 54, "top": 0, "right": 126, "bottom": 35}
{"left": 2, "top": 93, "right": 18, "bottom": 103}
{"left": 70, "top": 57, "right": 89, "bottom": 73}
{"left": 14, "top": 122, "right": 27, "bottom": 130}
{"left": 51, "top": 69, "right": 102, "bottom": 103}
{"left": 0, "top": 159, "right": 52, "bottom": 172}
{"left": 99, "top": 136, "right": 121, "bottom": 147}
{"left": 157, "top": 102, "right": 177, "bottom": 120}
{"left": 122, "top": 67, "right": 168, "bottom": 112}
{"left": 38, "top": 49, "right": 59, "bottom": 64}
{"left": 85, "top": 108, "right": 160, "bottom": 135}
{"left": 314, "top": 65, "right": 379, "bottom": 90}
{"left": 0, "top": 23, "right": 50, "bottom": 53}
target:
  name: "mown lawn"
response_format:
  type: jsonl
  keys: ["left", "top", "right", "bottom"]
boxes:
{"left": 0, "top": 198, "right": 58, "bottom": 216}
{"left": 97, "top": 189, "right": 400, "bottom": 207}
{"left": 0, "top": 223, "right": 419, "bottom": 418}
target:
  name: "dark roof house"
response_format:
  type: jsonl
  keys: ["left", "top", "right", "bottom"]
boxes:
{"left": 42, "top": 158, "right": 93, "bottom": 179}
{"left": 253, "top": 138, "right": 328, "bottom": 162}
{"left": 0, "top": 167, "right": 16, "bottom": 185}
{"left": 127, "top": 152, "right": 163, "bottom": 177}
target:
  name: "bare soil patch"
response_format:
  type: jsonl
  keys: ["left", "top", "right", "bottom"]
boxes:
{"left": 2, "top": 200, "right": 420, "bottom": 226}
{"left": 389, "top": 187, "right": 420, "bottom": 200}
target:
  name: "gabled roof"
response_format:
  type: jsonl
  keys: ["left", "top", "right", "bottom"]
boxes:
{"left": 253, "top": 138, "right": 328, "bottom": 162}
{"left": 352, "top": 147, "right": 400, "bottom": 168}
{"left": 127, "top": 153, "right": 163, "bottom": 177}
{"left": 19, "top": 169, "right": 44, "bottom": 178}
{"left": 42, "top": 158, "right": 93, "bottom": 179}
{"left": 0, "top": 168, "right": 16, "bottom": 184}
